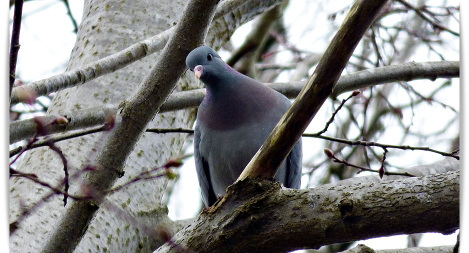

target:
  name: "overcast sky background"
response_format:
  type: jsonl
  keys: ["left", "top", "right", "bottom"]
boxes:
{"left": 4, "top": 0, "right": 468, "bottom": 251}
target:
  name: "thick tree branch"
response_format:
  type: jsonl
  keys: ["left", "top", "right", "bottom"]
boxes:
{"left": 10, "top": 61, "right": 457, "bottom": 144}
{"left": 238, "top": 0, "right": 391, "bottom": 182}
{"left": 9, "top": 0, "right": 284, "bottom": 104}
{"left": 156, "top": 170, "right": 459, "bottom": 252}
{"left": 41, "top": 0, "right": 219, "bottom": 252}
{"left": 226, "top": 3, "right": 283, "bottom": 69}
{"left": 9, "top": 105, "right": 117, "bottom": 144}
{"left": 330, "top": 60, "right": 459, "bottom": 97}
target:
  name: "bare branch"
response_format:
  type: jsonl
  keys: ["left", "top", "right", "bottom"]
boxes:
{"left": 9, "top": 0, "right": 24, "bottom": 96}
{"left": 9, "top": 168, "right": 90, "bottom": 202}
{"left": 310, "top": 134, "right": 459, "bottom": 160}
{"left": 60, "top": 0, "right": 78, "bottom": 33}
{"left": 10, "top": 125, "right": 106, "bottom": 157}
{"left": 330, "top": 60, "right": 459, "bottom": 97}
{"left": 395, "top": 0, "right": 459, "bottom": 36}
{"left": 324, "top": 147, "right": 415, "bottom": 177}
{"left": 10, "top": 105, "right": 117, "bottom": 144}
{"left": 315, "top": 90, "right": 360, "bottom": 136}
{"left": 10, "top": 125, "right": 188, "bottom": 157}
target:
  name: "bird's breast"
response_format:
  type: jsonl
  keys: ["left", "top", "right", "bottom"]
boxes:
{"left": 197, "top": 92, "right": 282, "bottom": 131}
{"left": 196, "top": 120, "right": 274, "bottom": 195}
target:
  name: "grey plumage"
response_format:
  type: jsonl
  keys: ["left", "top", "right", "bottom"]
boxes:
{"left": 186, "top": 46, "right": 302, "bottom": 206}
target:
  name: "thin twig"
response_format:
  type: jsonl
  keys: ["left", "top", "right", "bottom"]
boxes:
{"left": 9, "top": 165, "right": 93, "bottom": 235}
{"left": 9, "top": 155, "right": 183, "bottom": 236}
{"left": 378, "top": 148, "right": 388, "bottom": 178}
{"left": 395, "top": 0, "right": 459, "bottom": 36}
{"left": 44, "top": 142, "right": 70, "bottom": 206}
{"left": 324, "top": 148, "right": 415, "bottom": 177}
{"left": 370, "top": 26, "right": 385, "bottom": 66}
{"left": 108, "top": 158, "right": 184, "bottom": 194}
{"left": 9, "top": 0, "right": 24, "bottom": 96}
{"left": 61, "top": 0, "right": 78, "bottom": 33}
{"left": 10, "top": 134, "right": 38, "bottom": 164}
{"left": 315, "top": 90, "right": 360, "bottom": 136}
{"left": 10, "top": 168, "right": 90, "bottom": 201}
{"left": 398, "top": 81, "right": 458, "bottom": 112}
{"left": 146, "top": 128, "right": 195, "bottom": 134}
{"left": 313, "top": 134, "right": 459, "bottom": 160}
{"left": 10, "top": 125, "right": 192, "bottom": 158}
{"left": 34, "top": 118, "right": 71, "bottom": 205}
{"left": 10, "top": 125, "right": 107, "bottom": 157}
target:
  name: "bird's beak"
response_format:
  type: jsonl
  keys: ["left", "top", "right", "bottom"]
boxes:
{"left": 194, "top": 65, "right": 203, "bottom": 79}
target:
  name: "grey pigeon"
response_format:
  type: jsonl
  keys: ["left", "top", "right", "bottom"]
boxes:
{"left": 186, "top": 46, "right": 302, "bottom": 206}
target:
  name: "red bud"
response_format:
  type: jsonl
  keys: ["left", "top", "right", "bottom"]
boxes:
{"left": 324, "top": 148, "right": 335, "bottom": 159}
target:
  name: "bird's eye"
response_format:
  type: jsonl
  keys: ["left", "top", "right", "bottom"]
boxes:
{"left": 207, "top": 54, "right": 213, "bottom": 61}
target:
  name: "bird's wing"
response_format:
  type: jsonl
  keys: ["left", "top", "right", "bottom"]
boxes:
{"left": 194, "top": 124, "right": 217, "bottom": 206}
{"left": 286, "top": 139, "right": 302, "bottom": 189}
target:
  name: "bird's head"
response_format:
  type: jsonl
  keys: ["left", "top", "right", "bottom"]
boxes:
{"left": 186, "top": 46, "right": 227, "bottom": 84}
